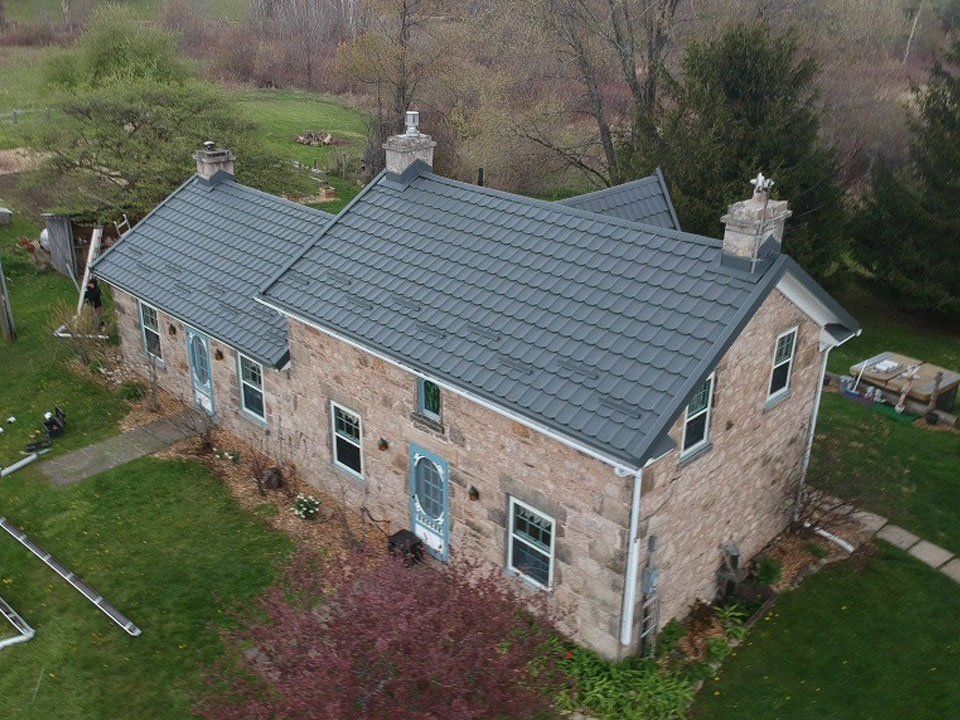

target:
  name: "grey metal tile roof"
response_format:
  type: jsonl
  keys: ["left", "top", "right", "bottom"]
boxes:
{"left": 557, "top": 168, "right": 680, "bottom": 230}
{"left": 92, "top": 176, "right": 333, "bottom": 367}
{"left": 261, "top": 163, "right": 854, "bottom": 468}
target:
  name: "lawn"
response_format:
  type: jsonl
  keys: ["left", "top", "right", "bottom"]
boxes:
{"left": 828, "top": 284, "right": 960, "bottom": 375}
{"left": 0, "top": 215, "right": 128, "bottom": 469}
{"left": 692, "top": 543, "right": 960, "bottom": 720}
{"left": 0, "top": 207, "right": 291, "bottom": 718}
{"left": 810, "top": 392, "right": 960, "bottom": 555}
{"left": 0, "top": 457, "right": 292, "bottom": 719}
{"left": 3, "top": 0, "right": 251, "bottom": 23}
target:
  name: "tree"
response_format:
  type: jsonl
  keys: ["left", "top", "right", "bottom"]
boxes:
{"left": 627, "top": 23, "right": 848, "bottom": 286}
{"left": 854, "top": 42, "right": 960, "bottom": 320}
{"left": 23, "top": 7, "right": 309, "bottom": 223}
{"left": 23, "top": 78, "right": 309, "bottom": 223}
{"left": 337, "top": 0, "right": 444, "bottom": 177}
{"left": 197, "top": 550, "right": 564, "bottom": 720}
{"left": 515, "top": 0, "right": 684, "bottom": 186}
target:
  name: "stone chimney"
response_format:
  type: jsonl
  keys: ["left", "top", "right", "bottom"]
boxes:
{"left": 720, "top": 173, "right": 792, "bottom": 260}
{"left": 383, "top": 111, "right": 436, "bottom": 175}
{"left": 194, "top": 141, "right": 235, "bottom": 182}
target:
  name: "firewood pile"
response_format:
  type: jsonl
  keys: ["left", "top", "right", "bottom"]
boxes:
{"left": 295, "top": 131, "right": 334, "bottom": 147}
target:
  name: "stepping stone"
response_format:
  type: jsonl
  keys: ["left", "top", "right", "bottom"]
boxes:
{"left": 850, "top": 509, "right": 888, "bottom": 535}
{"left": 941, "top": 559, "right": 960, "bottom": 584}
{"left": 876, "top": 524, "right": 919, "bottom": 550}
{"left": 908, "top": 540, "right": 953, "bottom": 570}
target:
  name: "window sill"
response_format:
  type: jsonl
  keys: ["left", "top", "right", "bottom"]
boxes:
{"left": 411, "top": 412, "right": 444, "bottom": 435}
{"left": 332, "top": 461, "right": 366, "bottom": 485}
{"left": 506, "top": 567, "right": 552, "bottom": 593}
{"left": 765, "top": 389, "right": 791, "bottom": 411}
{"left": 239, "top": 408, "right": 268, "bottom": 428}
{"left": 144, "top": 353, "right": 165, "bottom": 369}
{"left": 678, "top": 441, "right": 713, "bottom": 467}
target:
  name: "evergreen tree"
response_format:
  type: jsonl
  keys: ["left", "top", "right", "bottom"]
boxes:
{"left": 628, "top": 23, "right": 847, "bottom": 286}
{"left": 855, "top": 42, "right": 960, "bottom": 320}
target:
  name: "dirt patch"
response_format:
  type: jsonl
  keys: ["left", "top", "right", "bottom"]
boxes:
{"left": 676, "top": 602, "right": 727, "bottom": 662}
{"left": 157, "top": 427, "right": 386, "bottom": 562}
{"left": 0, "top": 149, "right": 42, "bottom": 176}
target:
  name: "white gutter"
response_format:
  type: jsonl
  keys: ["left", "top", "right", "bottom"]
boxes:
{"left": 258, "top": 298, "right": 642, "bottom": 474}
{"left": 0, "top": 597, "right": 35, "bottom": 650}
{"left": 619, "top": 466, "right": 644, "bottom": 646}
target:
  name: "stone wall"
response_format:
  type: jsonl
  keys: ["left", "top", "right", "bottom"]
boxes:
{"left": 110, "top": 285, "right": 824, "bottom": 660}
{"left": 624, "top": 288, "right": 822, "bottom": 650}
{"left": 109, "top": 287, "right": 634, "bottom": 658}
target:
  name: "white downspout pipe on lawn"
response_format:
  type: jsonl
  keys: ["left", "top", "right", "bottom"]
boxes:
{"left": 619, "top": 467, "right": 644, "bottom": 647}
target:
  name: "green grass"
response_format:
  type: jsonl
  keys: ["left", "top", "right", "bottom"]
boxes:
{"left": 4, "top": 0, "right": 251, "bottom": 23}
{"left": 0, "top": 457, "right": 292, "bottom": 719}
{"left": 0, "top": 215, "right": 128, "bottom": 468}
{"left": 810, "top": 393, "right": 960, "bottom": 554}
{"left": 828, "top": 284, "right": 960, "bottom": 375}
{"left": 692, "top": 543, "right": 960, "bottom": 720}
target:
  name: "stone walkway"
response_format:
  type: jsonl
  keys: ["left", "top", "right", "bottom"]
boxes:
{"left": 856, "top": 509, "right": 960, "bottom": 585}
{"left": 39, "top": 410, "right": 203, "bottom": 486}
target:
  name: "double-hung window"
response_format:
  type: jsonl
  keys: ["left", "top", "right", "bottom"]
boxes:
{"left": 139, "top": 302, "right": 162, "bottom": 361}
{"left": 418, "top": 378, "right": 441, "bottom": 422}
{"left": 331, "top": 402, "right": 363, "bottom": 477}
{"left": 508, "top": 498, "right": 555, "bottom": 589}
{"left": 238, "top": 354, "right": 266, "bottom": 422}
{"left": 768, "top": 328, "right": 798, "bottom": 401}
{"left": 682, "top": 373, "right": 714, "bottom": 456}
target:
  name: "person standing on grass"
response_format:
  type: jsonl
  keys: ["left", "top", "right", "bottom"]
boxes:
{"left": 84, "top": 277, "right": 103, "bottom": 327}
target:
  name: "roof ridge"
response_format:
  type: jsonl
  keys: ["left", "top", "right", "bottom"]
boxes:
{"left": 414, "top": 171, "right": 721, "bottom": 248}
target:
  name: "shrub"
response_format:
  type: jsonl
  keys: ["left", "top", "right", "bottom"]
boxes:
{"left": 809, "top": 543, "right": 830, "bottom": 559}
{"left": 557, "top": 647, "right": 694, "bottom": 720}
{"left": 707, "top": 637, "right": 732, "bottom": 663}
{"left": 292, "top": 493, "right": 320, "bottom": 520}
{"left": 756, "top": 557, "right": 783, "bottom": 587}
{"left": 198, "top": 551, "right": 562, "bottom": 720}
{"left": 715, "top": 603, "right": 748, "bottom": 643}
{"left": 119, "top": 381, "right": 145, "bottom": 402}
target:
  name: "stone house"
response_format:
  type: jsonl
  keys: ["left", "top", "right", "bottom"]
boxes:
{"left": 92, "top": 115, "right": 859, "bottom": 659}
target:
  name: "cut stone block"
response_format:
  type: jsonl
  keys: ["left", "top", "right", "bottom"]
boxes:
{"left": 849, "top": 509, "right": 887, "bottom": 534}
{"left": 0, "top": 208, "right": 12, "bottom": 226}
{"left": 908, "top": 540, "right": 953, "bottom": 569}
{"left": 940, "top": 559, "right": 960, "bottom": 584}
{"left": 876, "top": 524, "right": 919, "bottom": 550}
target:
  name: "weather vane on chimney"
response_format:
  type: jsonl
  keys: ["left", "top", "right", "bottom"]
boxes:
{"left": 750, "top": 172, "right": 774, "bottom": 197}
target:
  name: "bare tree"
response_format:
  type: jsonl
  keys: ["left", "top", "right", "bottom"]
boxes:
{"left": 516, "top": 0, "right": 683, "bottom": 186}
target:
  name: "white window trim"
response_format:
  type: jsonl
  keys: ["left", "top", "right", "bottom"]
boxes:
{"left": 767, "top": 326, "right": 799, "bottom": 402}
{"left": 680, "top": 372, "right": 714, "bottom": 458}
{"left": 330, "top": 401, "right": 363, "bottom": 479}
{"left": 138, "top": 301, "right": 163, "bottom": 363}
{"left": 237, "top": 353, "right": 267, "bottom": 424}
{"left": 507, "top": 497, "right": 556, "bottom": 590}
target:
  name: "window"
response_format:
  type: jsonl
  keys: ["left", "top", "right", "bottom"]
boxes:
{"left": 682, "top": 373, "right": 714, "bottom": 455}
{"left": 139, "top": 302, "right": 162, "bottom": 360}
{"left": 508, "top": 498, "right": 555, "bottom": 589}
{"left": 768, "top": 328, "right": 798, "bottom": 400}
{"left": 239, "top": 355, "right": 265, "bottom": 422}
{"left": 418, "top": 378, "right": 441, "bottom": 421}
{"left": 331, "top": 402, "right": 363, "bottom": 476}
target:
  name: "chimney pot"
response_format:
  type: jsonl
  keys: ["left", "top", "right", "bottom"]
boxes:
{"left": 383, "top": 111, "right": 436, "bottom": 175}
{"left": 194, "top": 143, "right": 235, "bottom": 182}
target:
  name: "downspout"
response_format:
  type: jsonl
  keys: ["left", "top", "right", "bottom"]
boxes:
{"left": 795, "top": 344, "right": 831, "bottom": 522}
{"left": 619, "top": 467, "right": 644, "bottom": 647}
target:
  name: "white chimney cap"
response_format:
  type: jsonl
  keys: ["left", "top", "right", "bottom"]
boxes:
{"left": 405, "top": 111, "right": 420, "bottom": 136}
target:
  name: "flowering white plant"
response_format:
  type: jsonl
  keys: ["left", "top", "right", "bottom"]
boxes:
{"left": 293, "top": 493, "right": 321, "bottom": 520}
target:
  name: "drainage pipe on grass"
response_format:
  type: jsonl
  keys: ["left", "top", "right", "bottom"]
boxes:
{"left": 0, "top": 597, "right": 35, "bottom": 650}
{"left": 0, "top": 452, "right": 40, "bottom": 478}
{"left": 803, "top": 522, "right": 855, "bottom": 554}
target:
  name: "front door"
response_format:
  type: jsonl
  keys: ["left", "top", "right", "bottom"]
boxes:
{"left": 410, "top": 445, "right": 450, "bottom": 561}
{"left": 186, "top": 327, "right": 215, "bottom": 416}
